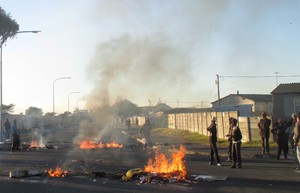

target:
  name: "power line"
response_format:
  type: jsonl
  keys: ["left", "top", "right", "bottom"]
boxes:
{"left": 215, "top": 73, "right": 300, "bottom": 105}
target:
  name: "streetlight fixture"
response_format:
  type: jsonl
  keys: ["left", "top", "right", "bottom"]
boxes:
{"left": 0, "top": 30, "right": 41, "bottom": 141}
{"left": 68, "top": 91, "right": 80, "bottom": 113}
{"left": 52, "top": 77, "right": 71, "bottom": 115}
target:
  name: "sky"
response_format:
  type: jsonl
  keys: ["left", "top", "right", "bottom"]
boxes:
{"left": 0, "top": 0, "right": 300, "bottom": 114}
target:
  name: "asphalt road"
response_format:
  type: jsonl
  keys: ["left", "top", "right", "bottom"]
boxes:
{"left": 0, "top": 125, "right": 299, "bottom": 193}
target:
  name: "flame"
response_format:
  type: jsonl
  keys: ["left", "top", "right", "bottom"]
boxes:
{"left": 144, "top": 145, "right": 186, "bottom": 179}
{"left": 80, "top": 140, "right": 97, "bottom": 149}
{"left": 48, "top": 166, "right": 68, "bottom": 177}
{"left": 105, "top": 141, "right": 124, "bottom": 148}
{"left": 79, "top": 140, "right": 123, "bottom": 149}
{"left": 29, "top": 139, "right": 45, "bottom": 148}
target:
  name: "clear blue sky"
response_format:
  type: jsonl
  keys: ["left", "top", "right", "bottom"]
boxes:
{"left": 1, "top": 0, "right": 300, "bottom": 114}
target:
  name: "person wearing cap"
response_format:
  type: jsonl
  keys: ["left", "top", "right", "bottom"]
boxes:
{"left": 207, "top": 117, "right": 222, "bottom": 166}
{"left": 258, "top": 112, "right": 271, "bottom": 156}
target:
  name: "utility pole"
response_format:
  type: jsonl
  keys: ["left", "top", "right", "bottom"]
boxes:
{"left": 275, "top": 72, "right": 278, "bottom": 86}
{"left": 216, "top": 74, "right": 220, "bottom": 106}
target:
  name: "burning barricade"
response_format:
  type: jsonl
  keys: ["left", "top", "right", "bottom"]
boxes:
{"left": 121, "top": 145, "right": 187, "bottom": 183}
{"left": 79, "top": 140, "right": 124, "bottom": 149}
{"left": 47, "top": 166, "right": 69, "bottom": 178}
{"left": 26, "top": 139, "right": 55, "bottom": 151}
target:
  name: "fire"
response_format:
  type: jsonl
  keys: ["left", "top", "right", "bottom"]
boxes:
{"left": 79, "top": 140, "right": 123, "bottom": 149}
{"left": 144, "top": 145, "right": 186, "bottom": 179}
{"left": 105, "top": 141, "right": 124, "bottom": 148}
{"left": 29, "top": 139, "right": 45, "bottom": 148}
{"left": 48, "top": 166, "right": 68, "bottom": 177}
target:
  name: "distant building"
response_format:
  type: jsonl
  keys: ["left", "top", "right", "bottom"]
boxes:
{"left": 211, "top": 93, "right": 272, "bottom": 117}
{"left": 271, "top": 83, "right": 300, "bottom": 122}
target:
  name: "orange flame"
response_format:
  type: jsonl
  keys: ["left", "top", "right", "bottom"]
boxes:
{"left": 30, "top": 140, "right": 39, "bottom": 148}
{"left": 105, "top": 141, "right": 124, "bottom": 148}
{"left": 29, "top": 140, "right": 45, "bottom": 148}
{"left": 80, "top": 140, "right": 97, "bottom": 149}
{"left": 79, "top": 140, "right": 123, "bottom": 149}
{"left": 144, "top": 145, "right": 186, "bottom": 179}
{"left": 48, "top": 166, "right": 68, "bottom": 177}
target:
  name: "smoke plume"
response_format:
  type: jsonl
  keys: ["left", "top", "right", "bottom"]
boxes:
{"left": 86, "top": 34, "right": 192, "bottom": 109}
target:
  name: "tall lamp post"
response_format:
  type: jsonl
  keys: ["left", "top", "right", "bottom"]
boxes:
{"left": 0, "top": 30, "right": 41, "bottom": 141}
{"left": 68, "top": 91, "right": 80, "bottom": 113}
{"left": 52, "top": 77, "right": 71, "bottom": 115}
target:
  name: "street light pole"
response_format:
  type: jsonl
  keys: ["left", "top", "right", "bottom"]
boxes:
{"left": 52, "top": 77, "right": 71, "bottom": 115}
{"left": 0, "top": 30, "right": 41, "bottom": 141}
{"left": 68, "top": 92, "right": 80, "bottom": 113}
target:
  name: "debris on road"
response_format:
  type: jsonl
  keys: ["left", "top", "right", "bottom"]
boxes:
{"left": 9, "top": 169, "right": 44, "bottom": 178}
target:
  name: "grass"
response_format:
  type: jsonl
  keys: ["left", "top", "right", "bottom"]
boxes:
{"left": 152, "top": 127, "right": 277, "bottom": 148}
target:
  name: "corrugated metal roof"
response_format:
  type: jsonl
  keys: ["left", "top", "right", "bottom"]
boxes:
{"left": 164, "top": 108, "right": 212, "bottom": 114}
{"left": 271, "top": 83, "right": 300, "bottom": 94}
{"left": 235, "top": 94, "right": 272, "bottom": 102}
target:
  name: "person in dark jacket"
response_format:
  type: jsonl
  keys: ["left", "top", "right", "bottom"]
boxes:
{"left": 258, "top": 112, "right": 271, "bottom": 156}
{"left": 230, "top": 118, "right": 242, "bottom": 168}
{"left": 11, "top": 119, "right": 20, "bottom": 152}
{"left": 4, "top": 118, "right": 11, "bottom": 139}
{"left": 271, "top": 117, "right": 289, "bottom": 160}
{"left": 207, "top": 117, "right": 222, "bottom": 166}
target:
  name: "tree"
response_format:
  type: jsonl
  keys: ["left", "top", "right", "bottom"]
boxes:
{"left": 25, "top": 106, "right": 43, "bottom": 117}
{"left": 111, "top": 99, "right": 141, "bottom": 118}
{"left": 0, "top": 7, "right": 19, "bottom": 45}
{"left": 2, "top": 103, "right": 15, "bottom": 114}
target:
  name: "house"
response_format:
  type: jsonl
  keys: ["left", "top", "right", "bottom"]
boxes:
{"left": 211, "top": 93, "right": 272, "bottom": 117}
{"left": 271, "top": 83, "right": 300, "bottom": 122}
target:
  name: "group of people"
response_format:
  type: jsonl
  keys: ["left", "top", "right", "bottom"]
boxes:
{"left": 258, "top": 112, "right": 300, "bottom": 161}
{"left": 3, "top": 118, "right": 20, "bottom": 151}
{"left": 207, "top": 111, "right": 300, "bottom": 169}
{"left": 207, "top": 117, "right": 242, "bottom": 168}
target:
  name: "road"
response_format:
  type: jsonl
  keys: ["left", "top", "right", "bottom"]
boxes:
{"left": 0, "top": 125, "right": 299, "bottom": 193}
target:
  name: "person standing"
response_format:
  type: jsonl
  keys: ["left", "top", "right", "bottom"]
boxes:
{"left": 126, "top": 118, "right": 131, "bottom": 130}
{"left": 207, "top": 117, "right": 222, "bottom": 166}
{"left": 140, "top": 118, "right": 152, "bottom": 147}
{"left": 225, "top": 117, "right": 234, "bottom": 162}
{"left": 286, "top": 113, "right": 297, "bottom": 155}
{"left": 11, "top": 119, "right": 20, "bottom": 152}
{"left": 293, "top": 114, "right": 300, "bottom": 166}
{"left": 258, "top": 112, "right": 271, "bottom": 156}
{"left": 271, "top": 118, "right": 288, "bottom": 160}
{"left": 4, "top": 118, "right": 11, "bottom": 139}
{"left": 230, "top": 118, "right": 242, "bottom": 169}
{"left": 135, "top": 117, "right": 139, "bottom": 128}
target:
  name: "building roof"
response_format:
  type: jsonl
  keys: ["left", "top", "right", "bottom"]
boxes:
{"left": 211, "top": 94, "right": 272, "bottom": 104}
{"left": 271, "top": 83, "right": 300, "bottom": 94}
{"left": 164, "top": 108, "right": 212, "bottom": 114}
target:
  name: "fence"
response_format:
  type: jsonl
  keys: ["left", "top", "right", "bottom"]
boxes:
{"left": 146, "top": 110, "right": 269, "bottom": 142}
